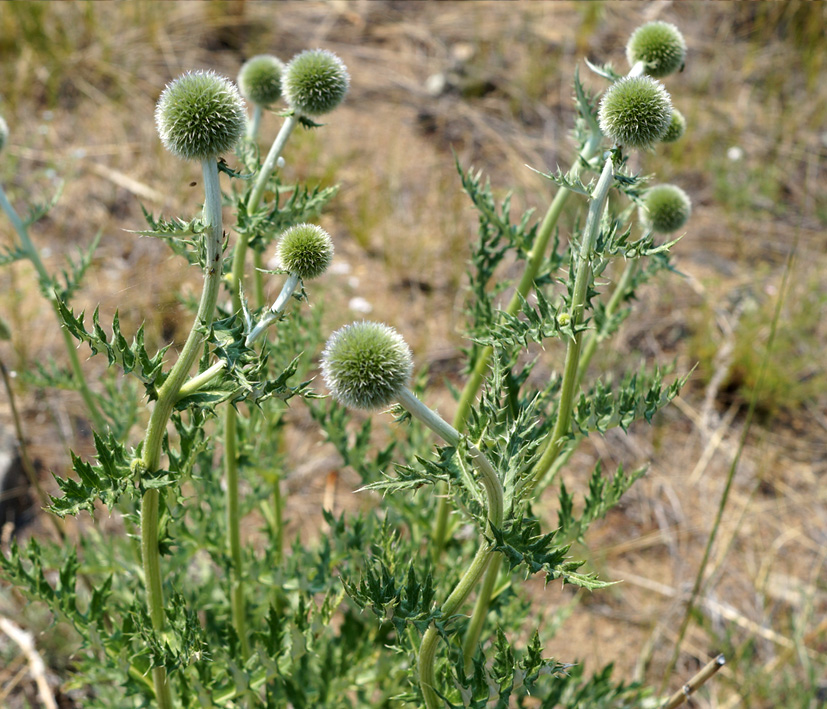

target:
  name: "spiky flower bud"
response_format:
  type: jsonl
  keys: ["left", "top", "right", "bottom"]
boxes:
{"left": 641, "top": 184, "right": 691, "bottom": 233}
{"left": 322, "top": 321, "right": 413, "bottom": 411}
{"left": 238, "top": 55, "right": 284, "bottom": 107}
{"left": 0, "top": 116, "right": 8, "bottom": 153}
{"left": 626, "top": 21, "right": 687, "bottom": 78}
{"left": 155, "top": 71, "right": 246, "bottom": 161}
{"left": 661, "top": 107, "right": 686, "bottom": 143}
{"left": 277, "top": 223, "right": 334, "bottom": 280}
{"left": 283, "top": 49, "right": 350, "bottom": 117}
{"left": 598, "top": 76, "right": 672, "bottom": 150}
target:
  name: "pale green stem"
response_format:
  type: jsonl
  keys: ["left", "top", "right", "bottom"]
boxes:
{"left": 461, "top": 552, "right": 502, "bottom": 674}
{"left": 176, "top": 360, "right": 226, "bottom": 400}
{"left": 0, "top": 184, "right": 105, "bottom": 430}
{"left": 176, "top": 270, "right": 300, "bottom": 398}
{"left": 245, "top": 271, "right": 299, "bottom": 346}
{"left": 247, "top": 104, "right": 263, "bottom": 141}
{"left": 432, "top": 132, "right": 603, "bottom": 556}
{"left": 526, "top": 152, "right": 615, "bottom": 496}
{"left": 223, "top": 113, "right": 297, "bottom": 662}
{"left": 394, "top": 388, "right": 504, "bottom": 708}
{"left": 458, "top": 143, "right": 614, "bottom": 671}
{"left": 456, "top": 64, "right": 649, "bottom": 660}
{"left": 575, "top": 258, "right": 638, "bottom": 391}
{"left": 139, "top": 158, "right": 224, "bottom": 709}
{"left": 253, "top": 249, "right": 266, "bottom": 309}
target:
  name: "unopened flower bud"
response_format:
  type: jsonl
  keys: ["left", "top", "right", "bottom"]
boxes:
{"left": 598, "top": 76, "right": 672, "bottom": 150}
{"left": 322, "top": 321, "right": 413, "bottom": 410}
{"left": 155, "top": 71, "right": 246, "bottom": 161}
{"left": 276, "top": 223, "right": 334, "bottom": 280}
{"left": 238, "top": 55, "right": 285, "bottom": 107}
{"left": 0, "top": 116, "right": 8, "bottom": 153}
{"left": 661, "top": 107, "right": 686, "bottom": 143}
{"left": 641, "top": 184, "right": 692, "bottom": 233}
{"left": 626, "top": 21, "right": 687, "bottom": 78}
{"left": 283, "top": 49, "right": 350, "bottom": 117}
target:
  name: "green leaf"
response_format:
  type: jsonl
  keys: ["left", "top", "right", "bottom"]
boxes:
{"left": 490, "top": 517, "right": 612, "bottom": 590}
{"left": 56, "top": 301, "right": 168, "bottom": 394}
{"left": 50, "top": 430, "right": 135, "bottom": 516}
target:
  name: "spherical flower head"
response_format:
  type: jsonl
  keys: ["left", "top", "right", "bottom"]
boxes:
{"left": 277, "top": 223, "right": 334, "bottom": 280}
{"left": 661, "top": 107, "right": 686, "bottom": 143}
{"left": 626, "top": 21, "right": 687, "bottom": 78}
{"left": 322, "top": 321, "right": 413, "bottom": 411}
{"left": 155, "top": 70, "right": 246, "bottom": 161}
{"left": 641, "top": 184, "right": 692, "bottom": 233}
{"left": 283, "top": 49, "right": 350, "bottom": 117}
{"left": 0, "top": 116, "right": 8, "bottom": 153}
{"left": 598, "top": 76, "right": 672, "bottom": 150}
{"left": 238, "top": 55, "right": 284, "bottom": 107}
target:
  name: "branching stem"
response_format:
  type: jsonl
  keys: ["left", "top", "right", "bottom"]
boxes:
{"left": 223, "top": 112, "right": 297, "bottom": 661}
{"left": 526, "top": 152, "right": 615, "bottom": 495}
{"left": 394, "top": 388, "right": 504, "bottom": 708}
{"left": 433, "top": 133, "right": 603, "bottom": 556}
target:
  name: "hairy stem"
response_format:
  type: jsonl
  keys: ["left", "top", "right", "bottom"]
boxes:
{"left": 395, "top": 388, "right": 504, "bottom": 708}
{"left": 139, "top": 158, "right": 224, "bottom": 708}
{"left": 527, "top": 152, "right": 615, "bottom": 495}
{"left": 223, "top": 113, "right": 297, "bottom": 660}
{"left": 575, "top": 258, "right": 638, "bottom": 390}
{"left": 0, "top": 184, "right": 105, "bottom": 430}
{"left": 433, "top": 133, "right": 603, "bottom": 555}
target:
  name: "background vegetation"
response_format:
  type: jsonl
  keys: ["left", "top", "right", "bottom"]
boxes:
{"left": 0, "top": 2, "right": 825, "bottom": 707}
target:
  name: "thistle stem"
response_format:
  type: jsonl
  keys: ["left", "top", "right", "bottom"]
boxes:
{"left": 247, "top": 104, "right": 263, "bottom": 141}
{"left": 394, "top": 387, "right": 504, "bottom": 708}
{"left": 433, "top": 132, "right": 603, "bottom": 556}
{"left": 223, "top": 113, "right": 297, "bottom": 661}
{"left": 575, "top": 258, "right": 638, "bottom": 390}
{"left": 527, "top": 152, "right": 615, "bottom": 495}
{"left": 139, "top": 157, "right": 224, "bottom": 708}
{"left": 0, "top": 184, "right": 105, "bottom": 430}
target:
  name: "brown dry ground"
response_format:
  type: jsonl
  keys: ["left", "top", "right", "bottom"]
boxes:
{"left": 0, "top": 2, "right": 826, "bottom": 707}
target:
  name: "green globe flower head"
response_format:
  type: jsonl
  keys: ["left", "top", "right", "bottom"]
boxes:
{"left": 322, "top": 321, "right": 413, "bottom": 411}
{"left": 277, "top": 223, "right": 334, "bottom": 280}
{"left": 641, "top": 184, "right": 692, "bottom": 233}
{"left": 626, "top": 21, "right": 687, "bottom": 78}
{"left": 661, "top": 107, "right": 686, "bottom": 143}
{"left": 283, "top": 49, "right": 350, "bottom": 117}
{"left": 598, "top": 76, "right": 672, "bottom": 150}
{"left": 155, "top": 70, "right": 246, "bottom": 161}
{"left": 238, "top": 54, "right": 285, "bottom": 107}
{"left": 0, "top": 116, "right": 8, "bottom": 154}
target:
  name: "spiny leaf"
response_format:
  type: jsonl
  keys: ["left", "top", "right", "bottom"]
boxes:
{"left": 49, "top": 431, "right": 136, "bottom": 516}
{"left": 490, "top": 517, "right": 612, "bottom": 590}
{"left": 56, "top": 301, "right": 168, "bottom": 394}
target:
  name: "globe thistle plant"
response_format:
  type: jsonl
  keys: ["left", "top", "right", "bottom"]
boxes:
{"left": 277, "top": 223, "right": 334, "bottom": 280}
{"left": 155, "top": 70, "right": 246, "bottom": 161}
{"left": 321, "top": 321, "right": 504, "bottom": 709}
{"left": 245, "top": 224, "right": 335, "bottom": 345}
{"left": 626, "top": 21, "right": 687, "bottom": 78}
{"left": 661, "top": 107, "right": 686, "bottom": 143}
{"left": 238, "top": 54, "right": 284, "bottom": 107}
{"left": 598, "top": 75, "right": 672, "bottom": 150}
{"left": 322, "top": 321, "right": 412, "bottom": 411}
{"left": 641, "top": 184, "right": 692, "bottom": 233}
{"left": 283, "top": 49, "right": 350, "bottom": 117}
